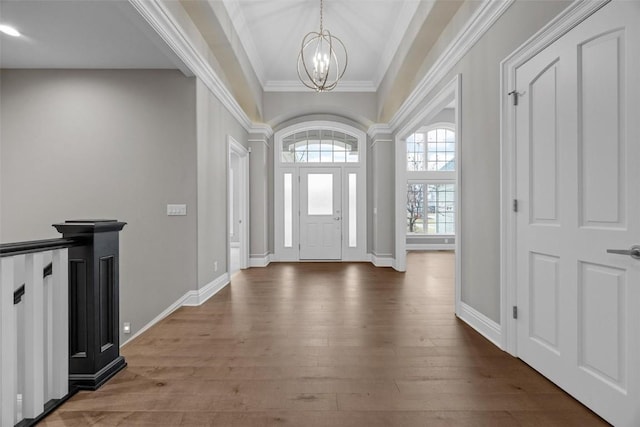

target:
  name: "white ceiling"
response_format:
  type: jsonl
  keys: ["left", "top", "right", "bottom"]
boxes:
{"left": 0, "top": 0, "right": 188, "bottom": 72}
{"left": 0, "top": 0, "right": 431, "bottom": 94}
{"left": 222, "top": 0, "right": 424, "bottom": 92}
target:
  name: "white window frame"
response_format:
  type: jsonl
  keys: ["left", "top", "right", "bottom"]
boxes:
{"left": 406, "top": 123, "right": 457, "bottom": 238}
{"left": 274, "top": 121, "right": 367, "bottom": 262}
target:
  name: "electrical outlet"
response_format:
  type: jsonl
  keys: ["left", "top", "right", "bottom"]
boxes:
{"left": 123, "top": 322, "right": 131, "bottom": 334}
{"left": 214, "top": 261, "right": 218, "bottom": 272}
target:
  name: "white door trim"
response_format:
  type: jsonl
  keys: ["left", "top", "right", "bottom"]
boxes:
{"left": 273, "top": 121, "right": 367, "bottom": 262}
{"left": 395, "top": 74, "right": 462, "bottom": 317}
{"left": 499, "top": 0, "right": 610, "bottom": 354}
{"left": 228, "top": 136, "right": 250, "bottom": 272}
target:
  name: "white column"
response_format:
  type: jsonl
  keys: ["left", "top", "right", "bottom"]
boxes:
{"left": 1, "top": 257, "right": 17, "bottom": 426}
{"left": 50, "top": 249, "right": 68, "bottom": 399}
{"left": 23, "top": 252, "right": 45, "bottom": 418}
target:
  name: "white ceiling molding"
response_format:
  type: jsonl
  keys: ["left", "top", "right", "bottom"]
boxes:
{"left": 367, "top": 123, "right": 394, "bottom": 140}
{"left": 263, "top": 80, "right": 377, "bottom": 93}
{"left": 387, "top": 0, "right": 515, "bottom": 133}
{"left": 248, "top": 123, "right": 274, "bottom": 141}
{"left": 129, "top": 0, "right": 254, "bottom": 131}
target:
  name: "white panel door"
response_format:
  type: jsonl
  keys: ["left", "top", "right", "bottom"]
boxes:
{"left": 515, "top": 2, "right": 640, "bottom": 425}
{"left": 300, "top": 168, "right": 342, "bottom": 260}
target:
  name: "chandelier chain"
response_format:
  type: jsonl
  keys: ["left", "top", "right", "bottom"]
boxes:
{"left": 319, "top": 0, "right": 324, "bottom": 33}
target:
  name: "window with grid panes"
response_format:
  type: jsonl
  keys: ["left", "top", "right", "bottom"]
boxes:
{"left": 406, "top": 127, "right": 456, "bottom": 235}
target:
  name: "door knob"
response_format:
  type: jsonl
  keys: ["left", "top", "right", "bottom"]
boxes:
{"left": 333, "top": 217, "right": 341, "bottom": 221}
{"left": 607, "top": 245, "right": 640, "bottom": 260}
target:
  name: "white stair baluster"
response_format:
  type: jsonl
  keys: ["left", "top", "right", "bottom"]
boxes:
{"left": 23, "top": 252, "right": 45, "bottom": 419}
{"left": 44, "top": 271, "right": 53, "bottom": 402}
{"left": 51, "top": 249, "right": 69, "bottom": 399}
{"left": 0, "top": 257, "right": 17, "bottom": 426}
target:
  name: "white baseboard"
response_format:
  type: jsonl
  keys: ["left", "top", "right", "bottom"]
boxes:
{"left": 406, "top": 244, "right": 455, "bottom": 251}
{"left": 457, "top": 302, "right": 502, "bottom": 348}
{"left": 250, "top": 253, "right": 271, "bottom": 267}
{"left": 183, "top": 273, "right": 230, "bottom": 306}
{"left": 370, "top": 253, "right": 394, "bottom": 268}
{"left": 121, "top": 273, "right": 230, "bottom": 347}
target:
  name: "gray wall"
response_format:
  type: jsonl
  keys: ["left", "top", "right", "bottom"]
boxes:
{"left": 391, "top": 0, "right": 571, "bottom": 322}
{"left": 370, "top": 137, "right": 395, "bottom": 257}
{"left": 263, "top": 92, "right": 378, "bottom": 128}
{"left": 196, "top": 78, "right": 248, "bottom": 287}
{"left": 248, "top": 134, "right": 270, "bottom": 259}
{"left": 0, "top": 69, "right": 198, "bottom": 341}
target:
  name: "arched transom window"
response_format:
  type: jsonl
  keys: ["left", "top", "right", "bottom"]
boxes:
{"left": 281, "top": 130, "right": 359, "bottom": 163}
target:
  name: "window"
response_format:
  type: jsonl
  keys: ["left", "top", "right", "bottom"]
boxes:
{"left": 407, "top": 183, "right": 455, "bottom": 235}
{"left": 284, "top": 173, "right": 293, "bottom": 247}
{"left": 407, "top": 127, "right": 455, "bottom": 171}
{"left": 406, "top": 125, "right": 456, "bottom": 236}
{"left": 282, "top": 130, "right": 359, "bottom": 163}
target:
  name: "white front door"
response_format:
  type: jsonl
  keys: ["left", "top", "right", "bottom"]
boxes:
{"left": 299, "top": 168, "right": 342, "bottom": 260}
{"left": 515, "top": 2, "right": 640, "bottom": 425}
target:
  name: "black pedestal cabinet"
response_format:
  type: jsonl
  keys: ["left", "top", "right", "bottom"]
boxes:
{"left": 53, "top": 220, "right": 127, "bottom": 390}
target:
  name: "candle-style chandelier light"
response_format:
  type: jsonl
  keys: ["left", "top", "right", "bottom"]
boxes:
{"left": 297, "top": 0, "right": 348, "bottom": 92}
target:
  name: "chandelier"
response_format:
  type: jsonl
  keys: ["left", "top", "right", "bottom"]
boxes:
{"left": 297, "top": 0, "right": 348, "bottom": 92}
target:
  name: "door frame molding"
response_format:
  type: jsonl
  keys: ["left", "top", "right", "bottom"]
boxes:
{"left": 273, "top": 120, "right": 368, "bottom": 262}
{"left": 227, "top": 135, "right": 250, "bottom": 272}
{"left": 394, "top": 74, "right": 462, "bottom": 317}
{"left": 499, "top": 0, "right": 610, "bottom": 355}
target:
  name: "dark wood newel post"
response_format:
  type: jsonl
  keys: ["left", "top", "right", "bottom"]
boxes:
{"left": 53, "top": 219, "right": 127, "bottom": 390}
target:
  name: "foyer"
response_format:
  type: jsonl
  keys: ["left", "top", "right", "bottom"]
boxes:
{"left": 41, "top": 253, "right": 605, "bottom": 426}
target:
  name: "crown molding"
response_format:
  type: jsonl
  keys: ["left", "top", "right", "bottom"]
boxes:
{"left": 249, "top": 123, "right": 274, "bottom": 140}
{"left": 128, "top": 0, "right": 253, "bottom": 131}
{"left": 263, "top": 80, "right": 378, "bottom": 93}
{"left": 389, "top": 0, "right": 515, "bottom": 131}
{"left": 367, "top": 123, "right": 393, "bottom": 140}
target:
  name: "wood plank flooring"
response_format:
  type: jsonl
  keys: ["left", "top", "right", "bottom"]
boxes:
{"left": 42, "top": 252, "right": 609, "bottom": 426}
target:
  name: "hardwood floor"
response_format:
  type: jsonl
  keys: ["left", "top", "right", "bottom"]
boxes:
{"left": 43, "top": 252, "right": 608, "bottom": 426}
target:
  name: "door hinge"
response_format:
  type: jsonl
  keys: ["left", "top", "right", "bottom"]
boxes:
{"left": 513, "top": 199, "right": 518, "bottom": 212}
{"left": 513, "top": 306, "right": 518, "bottom": 319}
{"left": 508, "top": 90, "right": 519, "bottom": 106}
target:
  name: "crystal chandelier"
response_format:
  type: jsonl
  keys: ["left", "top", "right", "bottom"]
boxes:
{"left": 297, "top": 0, "right": 348, "bottom": 92}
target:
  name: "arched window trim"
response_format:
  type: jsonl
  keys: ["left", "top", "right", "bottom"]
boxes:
{"left": 407, "top": 122, "right": 456, "bottom": 177}
{"left": 277, "top": 121, "right": 363, "bottom": 165}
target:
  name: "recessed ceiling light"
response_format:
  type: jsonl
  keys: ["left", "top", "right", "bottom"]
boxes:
{"left": 0, "top": 25, "right": 21, "bottom": 37}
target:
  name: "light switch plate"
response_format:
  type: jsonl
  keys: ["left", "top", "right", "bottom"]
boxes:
{"left": 167, "top": 204, "right": 187, "bottom": 216}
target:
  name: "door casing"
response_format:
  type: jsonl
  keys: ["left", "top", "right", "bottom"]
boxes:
{"left": 227, "top": 136, "right": 249, "bottom": 272}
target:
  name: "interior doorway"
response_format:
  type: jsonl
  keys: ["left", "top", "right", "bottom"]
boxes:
{"left": 227, "top": 136, "right": 249, "bottom": 275}
{"left": 395, "top": 74, "right": 462, "bottom": 316}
